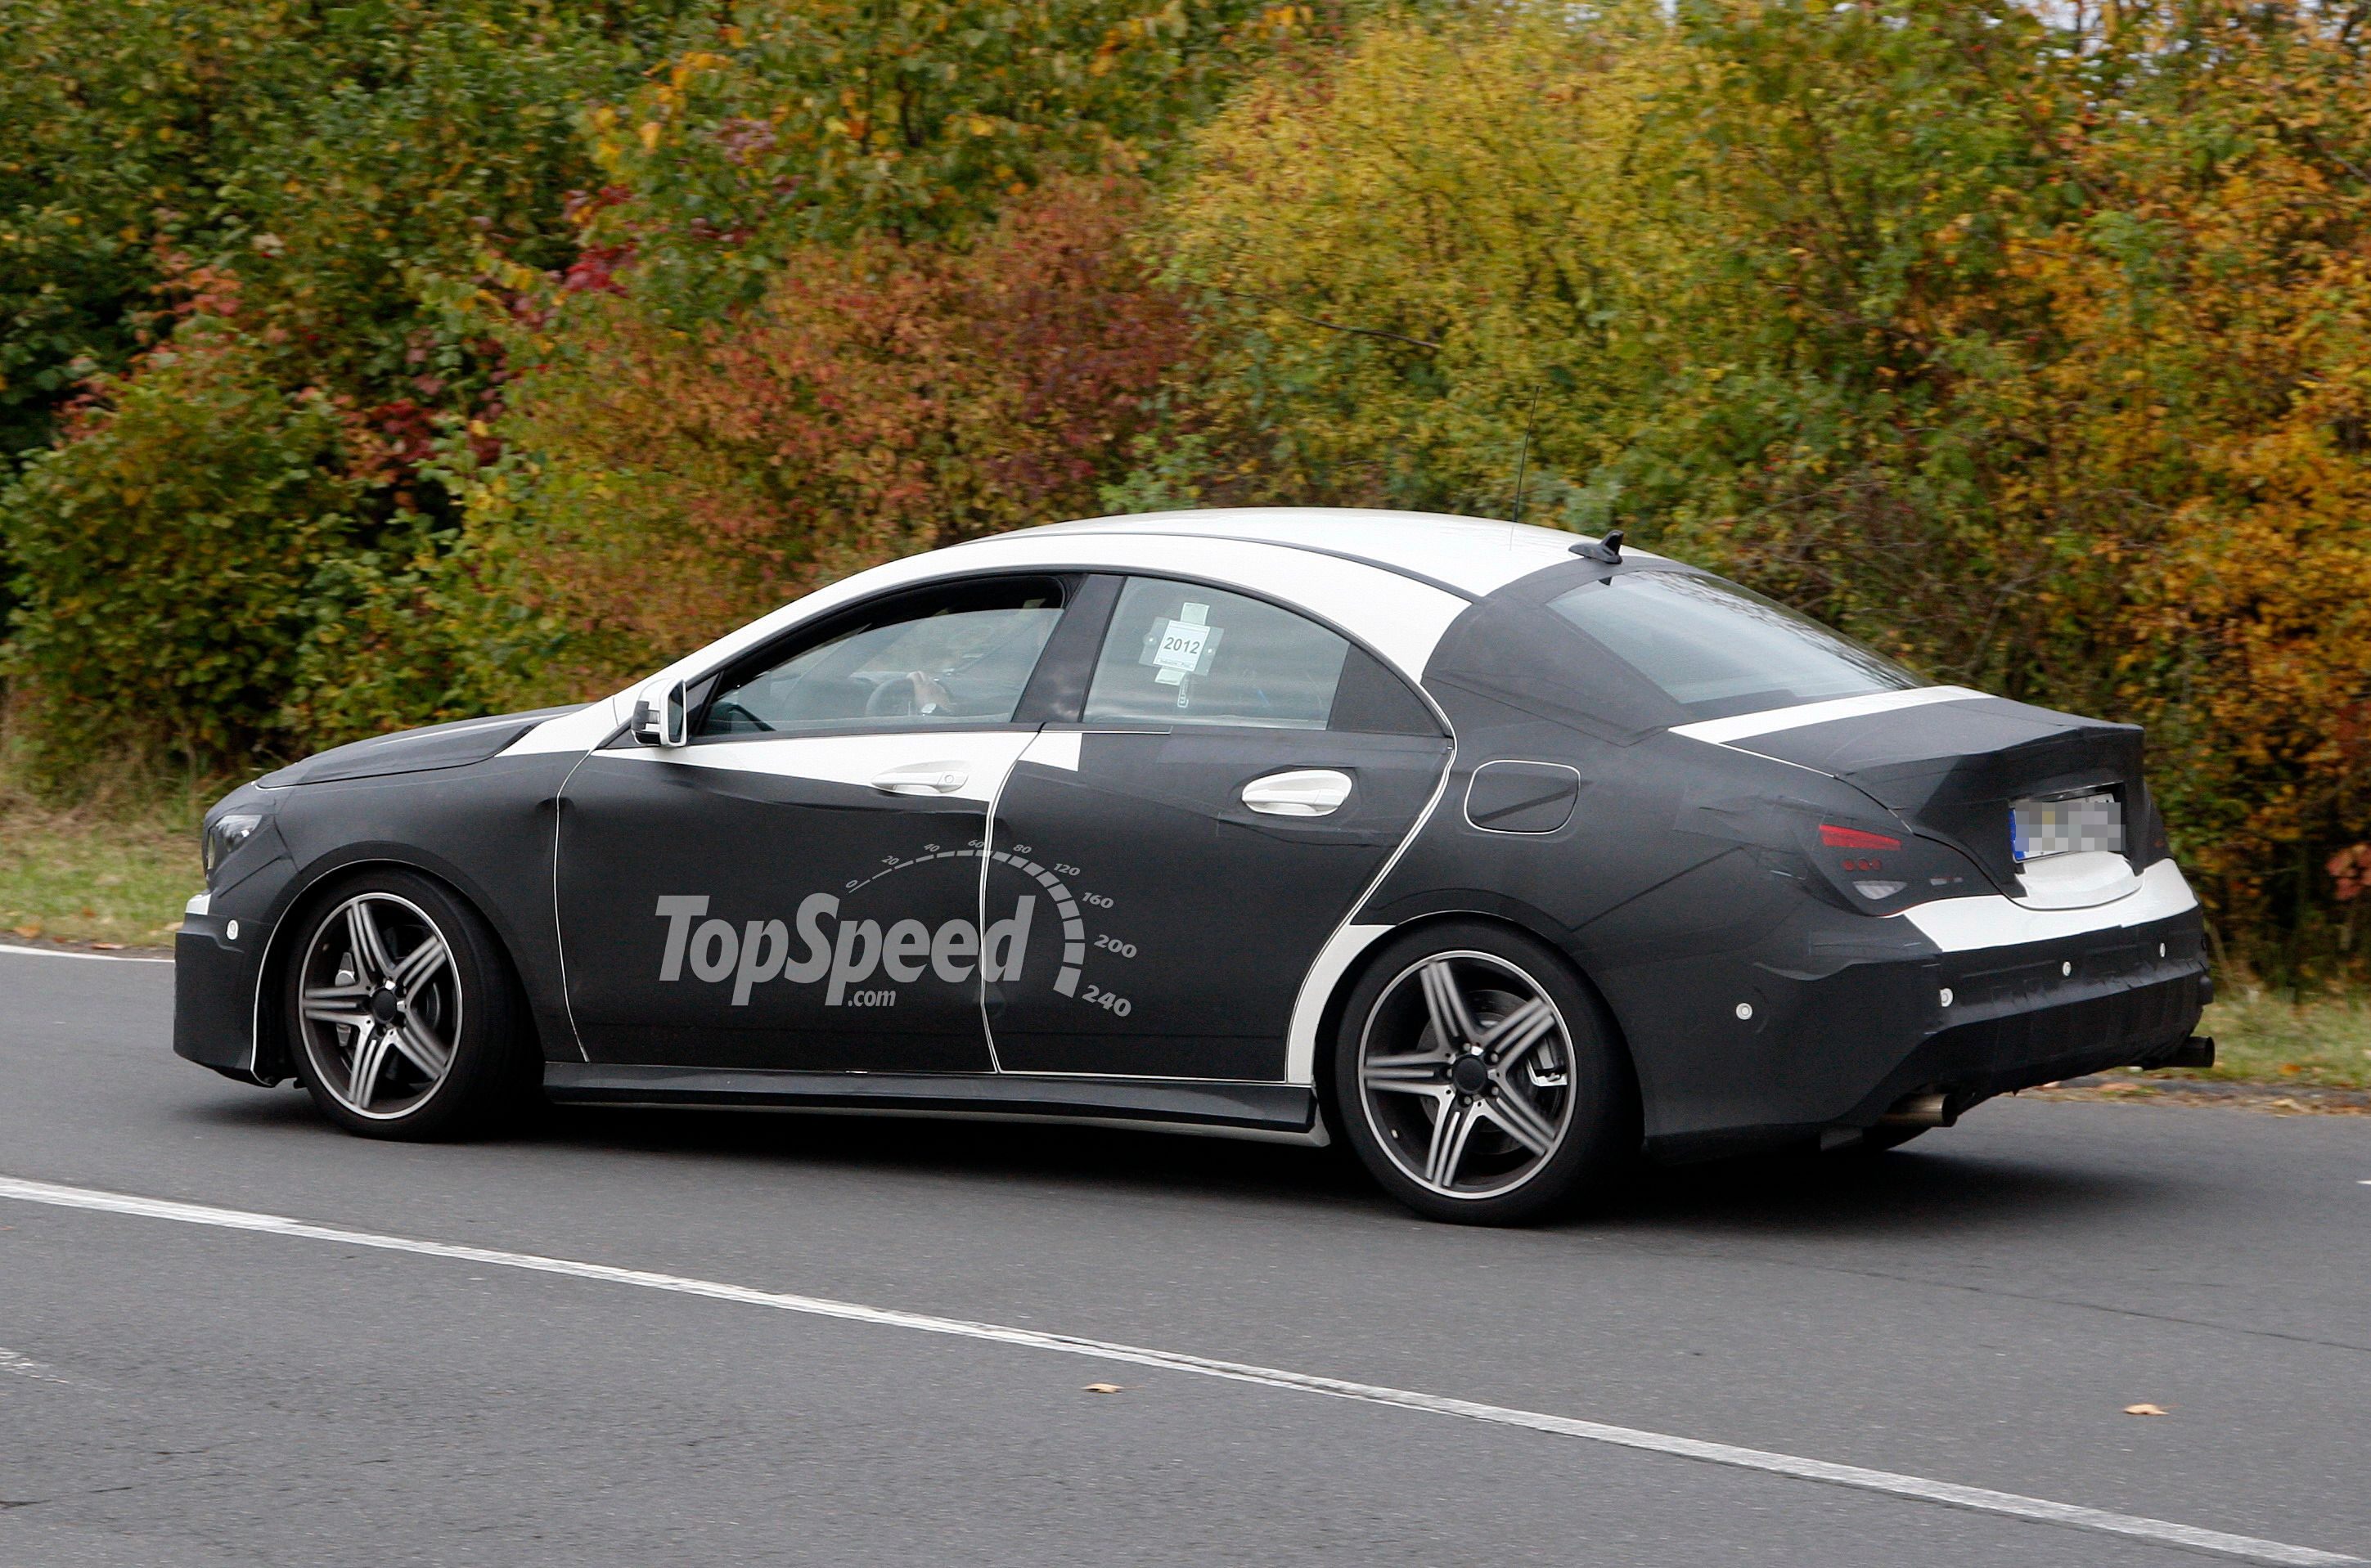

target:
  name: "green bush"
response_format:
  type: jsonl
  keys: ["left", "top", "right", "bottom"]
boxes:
{"left": 2, "top": 321, "right": 363, "bottom": 775}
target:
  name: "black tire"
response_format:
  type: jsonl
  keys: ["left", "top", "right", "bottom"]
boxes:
{"left": 1330, "top": 921, "right": 1636, "bottom": 1225}
{"left": 284, "top": 868, "right": 534, "bottom": 1140}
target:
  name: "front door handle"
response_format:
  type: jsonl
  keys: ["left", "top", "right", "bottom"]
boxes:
{"left": 1242, "top": 768, "right": 1354, "bottom": 817}
{"left": 871, "top": 762, "right": 970, "bottom": 796}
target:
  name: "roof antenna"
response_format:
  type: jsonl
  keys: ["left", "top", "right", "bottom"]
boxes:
{"left": 1508, "top": 385, "right": 1541, "bottom": 527}
{"left": 1503, "top": 381, "right": 1623, "bottom": 561}
{"left": 1569, "top": 527, "right": 1624, "bottom": 564}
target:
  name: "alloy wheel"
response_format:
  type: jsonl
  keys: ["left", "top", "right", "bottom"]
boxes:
{"left": 294, "top": 892, "right": 463, "bottom": 1121}
{"left": 1356, "top": 950, "right": 1577, "bottom": 1200}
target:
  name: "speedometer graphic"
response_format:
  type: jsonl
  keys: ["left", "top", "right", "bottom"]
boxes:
{"left": 835, "top": 837, "right": 1118, "bottom": 1012}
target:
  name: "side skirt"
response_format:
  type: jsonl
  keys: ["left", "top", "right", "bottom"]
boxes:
{"left": 542, "top": 1065, "right": 1326, "bottom": 1145}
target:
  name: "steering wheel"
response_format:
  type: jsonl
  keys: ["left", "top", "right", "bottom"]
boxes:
{"left": 865, "top": 674, "right": 923, "bottom": 718}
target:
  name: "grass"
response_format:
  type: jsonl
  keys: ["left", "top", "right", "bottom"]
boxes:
{"left": 2169, "top": 989, "right": 2371, "bottom": 1090}
{"left": 0, "top": 750, "right": 210, "bottom": 948}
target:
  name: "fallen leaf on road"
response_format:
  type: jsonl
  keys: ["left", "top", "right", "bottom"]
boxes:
{"left": 1082, "top": 1383, "right": 1123, "bottom": 1394}
{"left": 2124, "top": 1404, "right": 2169, "bottom": 1417}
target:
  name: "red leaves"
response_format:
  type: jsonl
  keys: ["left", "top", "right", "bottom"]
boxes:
{"left": 2332, "top": 846, "right": 2371, "bottom": 904}
{"left": 498, "top": 173, "right": 1199, "bottom": 672}
{"left": 560, "top": 242, "right": 636, "bottom": 295}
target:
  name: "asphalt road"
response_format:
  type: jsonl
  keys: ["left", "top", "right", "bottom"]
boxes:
{"left": 0, "top": 946, "right": 2364, "bottom": 1568}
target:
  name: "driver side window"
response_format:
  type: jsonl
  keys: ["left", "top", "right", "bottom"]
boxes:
{"left": 698, "top": 577, "right": 1066, "bottom": 739}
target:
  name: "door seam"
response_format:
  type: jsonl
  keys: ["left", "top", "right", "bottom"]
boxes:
{"left": 975, "top": 730, "right": 1040, "bottom": 1072}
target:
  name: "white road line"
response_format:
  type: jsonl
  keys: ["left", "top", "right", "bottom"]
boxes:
{"left": 0, "top": 1175, "right": 2352, "bottom": 1568}
{"left": 0, "top": 1346, "right": 73, "bottom": 1385}
{"left": 0, "top": 943, "right": 172, "bottom": 965}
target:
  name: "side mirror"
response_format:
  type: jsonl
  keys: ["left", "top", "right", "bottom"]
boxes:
{"left": 632, "top": 680, "right": 691, "bottom": 748}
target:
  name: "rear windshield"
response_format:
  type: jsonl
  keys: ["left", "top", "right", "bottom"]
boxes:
{"left": 1546, "top": 571, "right": 1921, "bottom": 721}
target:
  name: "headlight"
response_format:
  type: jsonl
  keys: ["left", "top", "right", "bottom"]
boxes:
{"left": 202, "top": 813, "right": 264, "bottom": 879}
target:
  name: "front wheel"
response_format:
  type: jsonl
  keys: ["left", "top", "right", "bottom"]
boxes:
{"left": 286, "top": 869, "right": 533, "bottom": 1139}
{"left": 1331, "top": 923, "right": 1635, "bottom": 1225}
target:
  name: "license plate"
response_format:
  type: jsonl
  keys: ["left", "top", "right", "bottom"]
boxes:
{"left": 2011, "top": 792, "right": 2123, "bottom": 863}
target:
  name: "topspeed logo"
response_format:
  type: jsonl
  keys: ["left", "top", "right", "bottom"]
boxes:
{"left": 655, "top": 894, "right": 1033, "bottom": 1007}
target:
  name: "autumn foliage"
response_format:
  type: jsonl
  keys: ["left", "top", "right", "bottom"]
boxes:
{"left": 2, "top": 0, "right": 2369, "bottom": 974}
{"left": 475, "top": 174, "right": 1198, "bottom": 685}
{"left": 1155, "top": 0, "right": 2371, "bottom": 971}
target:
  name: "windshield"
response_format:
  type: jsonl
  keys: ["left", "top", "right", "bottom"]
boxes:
{"left": 1546, "top": 571, "right": 1922, "bottom": 721}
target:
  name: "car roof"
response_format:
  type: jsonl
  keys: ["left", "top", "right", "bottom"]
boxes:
{"left": 580, "top": 509, "right": 1645, "bottom": 732}
{"left": 1010, "top": 507, "right": 1645, "bottom": 600}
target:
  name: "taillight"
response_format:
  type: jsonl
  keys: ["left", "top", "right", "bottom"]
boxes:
{"left": 1793, "top": 816, "right": 1986, "bottom": 912}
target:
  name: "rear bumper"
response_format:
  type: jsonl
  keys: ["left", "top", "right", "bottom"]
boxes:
{"left": 1837, "top": 950, "right": 2207, "bottom": 1127}
{"left": 1843, "top": 860, "right": 2210, "bottom": 1120}
{"left": 1623, "top": 860, "right": 2209, "bottom": 1160}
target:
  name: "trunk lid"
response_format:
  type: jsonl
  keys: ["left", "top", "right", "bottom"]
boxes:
{"left": 1721, "top": 694, "right": 2147, "bottom": 896}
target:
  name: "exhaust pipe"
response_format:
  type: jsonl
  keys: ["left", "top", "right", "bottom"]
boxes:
{"left": 2153, "top": 1036, "right": 2216, "bottom": 1070}
{"left": 1879, "top": 1090, "right": 1955, "bottom": 1129}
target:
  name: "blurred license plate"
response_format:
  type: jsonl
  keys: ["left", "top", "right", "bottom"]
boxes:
{"left": 2012, "top": 792, "right": 2123, "bottom": 863}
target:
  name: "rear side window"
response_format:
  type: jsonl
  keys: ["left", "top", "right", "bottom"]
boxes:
{"left": 1083, "top": 577, "right": 1431, "bottom": 734}
{"left": 1547, "top": 571, "right": 1920, "bottom": 721}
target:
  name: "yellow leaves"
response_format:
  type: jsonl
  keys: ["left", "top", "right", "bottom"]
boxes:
{"left": 673, "top": 50, "right": 730, "bottom": 85}
{"left": 638, "top": 121, "right": 662, "bottom": 154}
{"left": 1160, "top": 8, "right": 1684, "bottom": 487}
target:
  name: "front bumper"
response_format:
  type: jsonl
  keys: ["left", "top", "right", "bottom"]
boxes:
{"left": 173, "top": 877, "right": 287, "bottom": 1085}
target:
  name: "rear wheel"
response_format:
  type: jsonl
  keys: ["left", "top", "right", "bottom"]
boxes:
{"left": 1332, "top": 923, "right": 1635, "bottom": 1225}
{"left": 286, "top": 869, "right": 533, "bottom": 1139}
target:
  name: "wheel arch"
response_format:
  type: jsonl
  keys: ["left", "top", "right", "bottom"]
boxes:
{"left": 1302, "top": 904, "right": 1643, "bottom": 1148}
{"left": 253, "top": 853, "right": 547, "bottom": 1082}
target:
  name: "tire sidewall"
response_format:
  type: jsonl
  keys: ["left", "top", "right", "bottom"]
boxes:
{"left": 286, "top": 867, "right": 523, "bottom": 1140}
{"left": 1329, "top": 921, "right": 1634, "bottom": 1225}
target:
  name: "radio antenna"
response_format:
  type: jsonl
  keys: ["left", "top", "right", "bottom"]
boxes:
{"left": 1508, "top": 385, "right": 1542, "bottom": 527}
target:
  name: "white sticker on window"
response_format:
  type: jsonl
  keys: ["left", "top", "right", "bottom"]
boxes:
{"left": 1180, "top": 601, "right": 1209, "bottom": 626}
{"left": 1153, "top": 618, "right": 1212, "bottom": 673}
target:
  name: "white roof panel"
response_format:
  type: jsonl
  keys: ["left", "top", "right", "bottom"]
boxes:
{"left": 623, "top": 527, "right": 1480, "bottom": 710}
{"left": 1026, "top": 507, "right": 1646, "bottom": 598}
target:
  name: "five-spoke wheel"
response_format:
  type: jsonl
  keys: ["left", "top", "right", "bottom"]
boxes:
{"left": 295, "top": 892, "right": 461, "bottom": 1120}
{"left": 286, "top": 869, "right": 530, "bottom": 1139}
{"left": 1334, "top": 923, "right": 1634, "bottom": 1224}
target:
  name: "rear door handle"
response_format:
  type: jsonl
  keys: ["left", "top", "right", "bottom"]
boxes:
{"left": 1242, "top": 768, "right": 1354, "bottom": 817}
{"left": 871, "top": 762, "right": 970, "bottom": 796}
